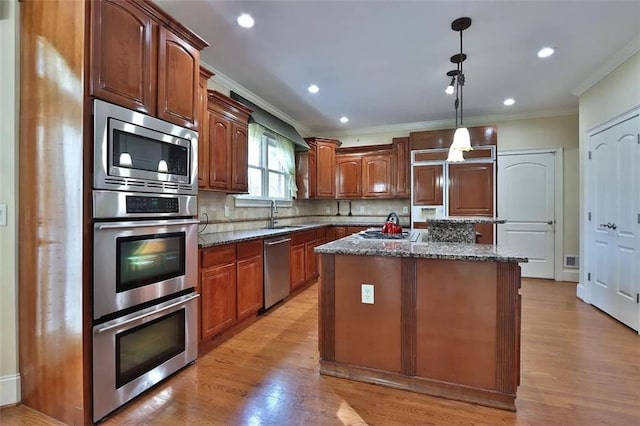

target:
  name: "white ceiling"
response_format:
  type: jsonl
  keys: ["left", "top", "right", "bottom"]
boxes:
{"left": 157, "top": 0, "right": 640, "bottom": 135}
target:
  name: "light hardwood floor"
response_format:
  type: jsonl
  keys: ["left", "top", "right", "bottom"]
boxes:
{"left": 2, "top": 279, "right": 639, "bottom": 425}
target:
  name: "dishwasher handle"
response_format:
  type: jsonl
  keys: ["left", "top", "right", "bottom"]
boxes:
{"left": 265, "top": 238, "right": 291, "bottom": 246}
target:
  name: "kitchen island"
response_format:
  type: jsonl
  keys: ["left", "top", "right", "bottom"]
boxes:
{"left": 315, "top": 233, "right": 527, "bottom": 411}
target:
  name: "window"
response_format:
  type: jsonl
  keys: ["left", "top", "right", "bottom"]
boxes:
{"left": 239, "top": 123, "right": 297, "bottom": 204}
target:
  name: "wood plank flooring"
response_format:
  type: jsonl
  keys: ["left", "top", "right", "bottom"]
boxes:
{"left": 2, "top": 279, "right": 639, "bottom": 425}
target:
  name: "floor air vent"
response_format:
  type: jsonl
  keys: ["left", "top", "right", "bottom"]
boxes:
{"left": 564, "top": 255, "right": 579, "bottom": 269}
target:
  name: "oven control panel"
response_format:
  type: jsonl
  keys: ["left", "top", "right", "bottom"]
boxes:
{"left": 126, "top": 195, "right": 179, "bottom": 214}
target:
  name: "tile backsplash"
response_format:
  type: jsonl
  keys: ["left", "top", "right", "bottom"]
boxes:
{"left": 197, "top": 192, "right": 410, "bottom": 233}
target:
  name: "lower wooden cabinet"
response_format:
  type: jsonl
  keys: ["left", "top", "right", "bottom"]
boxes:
{"left": 201, "top": 262, "right": 236, "bottom": 339}
{"left": 290, "top": 243, "right": 305, "bottom": 290}
{"left": 199, "top": 239, "right": 263, "bottom": 344}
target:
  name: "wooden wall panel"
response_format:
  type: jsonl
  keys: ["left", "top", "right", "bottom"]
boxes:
{"left": 20, "top": 0, "right": 89, "bottom": 424}
{"left": 415, "top": 260, "right": 498, "bottom": 390}
{"left": 334, "top": 255, "right": 402, "bottom": 373}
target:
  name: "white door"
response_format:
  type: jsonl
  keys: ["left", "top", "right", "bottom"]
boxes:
{"left": 589, "top": 114, "right": 639, "bottom": 331}
{"left": 497, "top": 152, "right": 555, "bottom": 279}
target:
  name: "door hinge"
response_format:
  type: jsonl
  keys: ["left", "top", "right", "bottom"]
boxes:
{"left": 588, "top": 151, "right": 592, "bottom": 160}
{"left": 588, "top": 212, "right": 592, "bottom": 221}
{"left": 637, "top": 213, "right": 640, "bottom": 224}
{"left": 637, "top": 293, "right": 639, "bottom": 304}
{"left": 637, "top": 134, "right": 639, "bottom": 144}
{"left": 587, "top": 273, "right": 591, "bottom": 281}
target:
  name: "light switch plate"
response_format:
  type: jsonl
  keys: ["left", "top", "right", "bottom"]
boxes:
{"left": 0, "top": 204, "right": 7, "bottom": 226}
{"left": 224, "top": 205, "right": 230, "bottom": 217}
{"left": 361, "top": 284, "right": 374, "bottom": 304}
{"left": 402, "top": 206, "right": 409, "bottom": 214}
{"left": 325, "top": 206, "right": 330, "bottom": 213}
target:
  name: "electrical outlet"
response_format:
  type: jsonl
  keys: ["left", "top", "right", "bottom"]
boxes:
{"left": 224, "top": 205, "right": 230, "bottom": 218}
{"left": 325, "top": 206, "right": 330, "bottom": 213}
{"left": 361, "top": 284, "right": 374, "bottom": 304}
{"left": 402, "top": 206, "right": 409, "bottom": 214}
{"left": 199, "top": 208, "right": 207, "bottom": 220}
{"left": 359, "top": 206, "right": 365, "bottom": 213}
{"left": 0, "top": 204, "right": 7, "bottom": 227}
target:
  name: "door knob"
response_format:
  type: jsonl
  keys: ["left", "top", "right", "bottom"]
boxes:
{"left": 611, "top": 223, "right": 617, "bottom": 230}
{"left": 547, "top": 220, "right": 554, "bottom": 225}
{"left": 599, "top": 223, "right": 609, "bottom": 228}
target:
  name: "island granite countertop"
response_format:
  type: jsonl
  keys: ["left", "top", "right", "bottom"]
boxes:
{"left": 422, "top": 216, "right": 506, "bottom": 224}
{"left": 314, "top": 232, "right": 528, "bottom": 263}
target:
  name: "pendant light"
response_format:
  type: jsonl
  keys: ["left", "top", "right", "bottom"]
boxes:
{"left": 447, "top": 17, "right": 473, "bottom": 161}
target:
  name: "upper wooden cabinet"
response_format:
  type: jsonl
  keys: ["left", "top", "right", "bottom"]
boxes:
{"left": 449, "top": 162, "right": 494, "bottom": 216}
{"left": 297, "top": 138, "right": 340, "bottom": 199}
{"left": 409, "top": 125, "right": 497, "bottom": 151}
{"left": 392, "top": 137, "right": 410, "bottom": 198}
{"left": 413, "top": 165, "right": 444, "bottom": 206}
{"left": 362, "top": 153, "right": 392, "bottom": 197}
{"left": 202, "top": 91, "right": 252, "bottom": 193}
{"left": 90, "top": 0, "right": 208, "bottom": 129}
{"left": 197, "top": 67, "right": 214, "bottom": 188}
{"left": 336, "top": 155, "right": 362, "bottom": 198}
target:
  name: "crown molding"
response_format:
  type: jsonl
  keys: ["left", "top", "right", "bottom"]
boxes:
{"left": 572, "top": 34, "right": 640, "bottom": 97}
{"left": 327, "top": 108, "right": 578, "bottom": 138}
{"left": 201, "top": 60, "right": 314, "bottom": 136}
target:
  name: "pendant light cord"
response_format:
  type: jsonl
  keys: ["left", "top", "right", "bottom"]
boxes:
{"left": 459, "top": 29, "right": 464, "bottom": 126}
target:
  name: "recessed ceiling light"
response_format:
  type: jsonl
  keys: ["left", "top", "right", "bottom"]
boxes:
{"left": 339, "top": 117, "right": 349, "bottom": 123}
{"left": 503, "top": 98, "right": 516, "bottom": 106}
{"left": 537, "top": 47, "right": 554, "bottom": 58}
{"left": 237, "top": 13, "right": 254, "bottom": 28}
{"left": 308, "top": 84, "right": 319, "bottom": 94}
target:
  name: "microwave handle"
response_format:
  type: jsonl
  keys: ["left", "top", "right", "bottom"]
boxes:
{"left": 97, "top": 219, "right": 200, "bottom": 230}
{"left": 95, "top": 293, "right": 200, "bottom": 334}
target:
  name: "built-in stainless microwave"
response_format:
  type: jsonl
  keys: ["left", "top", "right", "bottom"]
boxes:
{"left": 94, "top": 99, "right": 198, "bottom": 195}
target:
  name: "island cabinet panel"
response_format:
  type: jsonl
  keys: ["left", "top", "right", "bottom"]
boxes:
{"left": 413, "top": 164, "right": 444, "bottom": 206}
{"left": 449, "top": 162, "right": 494, "bottom": 216}
{"left": 336, "top": 155, "right": 362, "bottom": 198}
{"left": 333, "top": 255, "right": 402, "bottom": 373}
{"left": 415, "top": 259, "right": 498, "bottom": 390}
{"left": 90, "top": 0, "right": 155, "bottom": 115}
{"left": 362, "top": 153, "right": 392, "bottom": 198}
{"left": 156, "top": 26, "right": 199, "bottom": 129}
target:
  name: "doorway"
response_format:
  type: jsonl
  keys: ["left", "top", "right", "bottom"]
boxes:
{"left": 586, "top": 109, "right": 639, "bottom": 332}
{"left": 497, "top": 149, "right": 562, "bottom": 279}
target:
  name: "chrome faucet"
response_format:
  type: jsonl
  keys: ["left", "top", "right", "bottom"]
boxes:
{"left": 270, "top": 199, "right": 278, "bottom": 228}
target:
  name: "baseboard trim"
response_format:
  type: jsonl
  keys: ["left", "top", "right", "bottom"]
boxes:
{"left": 576, "top": 282, "right": 589, "bottom": 304}
{"left": 0, "top": 373, "right": 20, "bottom": 407}
{"left": 561, "top": 269, "right": 579, "bottom": 283}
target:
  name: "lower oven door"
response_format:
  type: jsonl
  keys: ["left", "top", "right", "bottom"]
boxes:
{"left": 93, "top": 292, "right": 199, "bottom": 423}
{"left": 93, "top": 218, "right": 198, "bottom": 320}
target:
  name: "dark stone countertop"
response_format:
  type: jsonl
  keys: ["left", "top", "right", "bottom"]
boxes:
{"left": 314, "top": 231, "right": 528, "bottom": 263}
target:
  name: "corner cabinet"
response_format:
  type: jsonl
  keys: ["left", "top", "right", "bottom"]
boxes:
{"left": 202, "top": 91, "right": 252, "bottom": 193}
{"left": 90, "top": 0, "right": 208, "bottom": 129}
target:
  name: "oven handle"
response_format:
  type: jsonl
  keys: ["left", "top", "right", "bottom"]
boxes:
{"left": 97, "top": 219, "right": 200, "bottom": 230}
{"left": 95, "top": 293, "right": 200, "bottom": 334}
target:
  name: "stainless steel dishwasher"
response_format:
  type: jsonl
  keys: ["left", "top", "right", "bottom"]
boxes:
{"left": 263, "top": 236, "right": 291, "bottom": 309}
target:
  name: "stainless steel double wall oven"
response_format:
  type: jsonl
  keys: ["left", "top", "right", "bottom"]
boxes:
{"left": 92, "top": 100, "right": 200, "bottom": 422}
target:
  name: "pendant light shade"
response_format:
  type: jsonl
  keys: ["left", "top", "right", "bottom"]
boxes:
{"left": 119, "top": 152, "right": 133, "bottom": 167}
{"left": 451, "top": 127, "right": 472, "bottom": 151}
{"left": 446, "top": 146, "right": 465, "bottom": 162}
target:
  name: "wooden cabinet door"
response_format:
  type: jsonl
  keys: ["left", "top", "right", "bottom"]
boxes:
{"left": 236, "top": 254, "right": 263, "bottom": 320}
{"left": 201, "top": 263, "right": 237, "bottom": 339}
{"left": 308, "top": 149, "right": 317, "bottom": 198}
{"left": 413, "top": 165, "right": 444, "bottom": 206}
{"left": 290, "top": 244, "right": 305, "bottom": 290}
{"left": 90, "top": 0, "right": 155, "bottom": 115}
{"left": 336, "top": 156, "right": 361, "bottom": 198}
{"left": 362, "top": 154, "right": 392, "bottom": 198}
{"left": 334, "top": 227, "right": 346, "bottom": 239}
{"left": 157, "top": 26, "right": 199, "bottom": 129}
{"left": 393, "top": 137, "right": 410, "bottom": 197}
{"left": 198, "top": 69, "right": 212, "bottom": 188}
{"left": 449, "top": 162, "right": 494, "bottom": 216}
{"left": 208, "top": 111, "right": 231, "bottom": 190}
{"left": 304, "top": 240, "right": 317, "bottom": 281}
{"left": 316, "top": 141, "right": 336, "bottom": 198}
{"left": 230, "top": 123, "right": 249, "bottom": 193}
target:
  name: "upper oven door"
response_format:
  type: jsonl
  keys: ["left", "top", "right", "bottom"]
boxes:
{"left": 93, "top": 218, "right": 199, "bottom": 320}
{"left": 94, "top": 99, "right": 198, "bottom": 195}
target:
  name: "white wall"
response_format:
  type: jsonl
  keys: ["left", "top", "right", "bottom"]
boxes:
{"left": 0, "top": 0, "right": 20, "bottom": 406}
{"left": 578, "top": 50, "right": 640, "bottom": 295}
